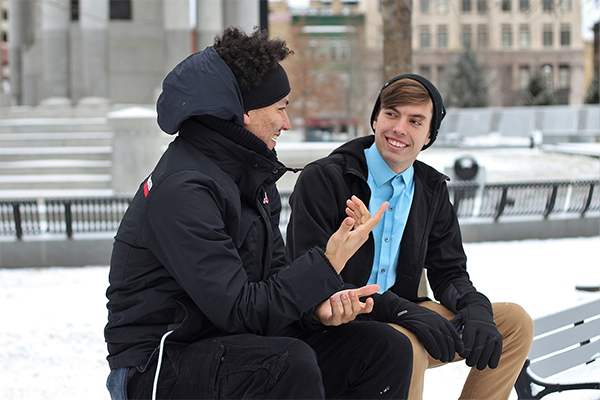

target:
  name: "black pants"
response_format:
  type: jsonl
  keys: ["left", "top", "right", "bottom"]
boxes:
{"left": 128, "top": 321, "right": 412, "bottom": 399}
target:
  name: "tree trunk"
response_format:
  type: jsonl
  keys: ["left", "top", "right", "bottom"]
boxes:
{"left": 381, "top": 0, "right": 412, "bottom": 81}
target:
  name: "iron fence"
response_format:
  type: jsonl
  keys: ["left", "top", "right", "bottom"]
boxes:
{"left": 0, "top": 179, "right": 598, "bottom": 239}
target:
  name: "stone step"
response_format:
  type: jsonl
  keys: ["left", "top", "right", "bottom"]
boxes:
{"left": 0, "top": 146, "right": 112, "bottom": 162}
{"left": 0, "top": 174, "right": 112, "bottom": 190}
{"left": 0, "top": 159, "right": 112, "bottom": 175}
{"left": 0, "top": 188, "right": 117, "bottom": 199}
{"left": 0, "top": 131, "right": 113, "bottom": 147}
{"left": 0, "top": 117, "right": 110, "bottom": 134}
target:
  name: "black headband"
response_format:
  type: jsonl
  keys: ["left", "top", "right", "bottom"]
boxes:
{"left": 242, "top": 64, "right": 291, "bottom": 112}
{"left": 370, "top": 74, "right": 446, "bottom": 150}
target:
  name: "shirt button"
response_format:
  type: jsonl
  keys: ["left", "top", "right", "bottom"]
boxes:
{"left": 389, "top": 206, "right": 394, "bottom": 211}
{"left": 384, "top": 237, "right": 390, "bottom": 243}
{"left": 381, "top": 268, "right": 386, "bottom": 273}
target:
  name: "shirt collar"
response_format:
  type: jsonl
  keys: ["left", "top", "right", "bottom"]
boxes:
{"left": 365, "top": 143, "right": 414, "bottom": 187}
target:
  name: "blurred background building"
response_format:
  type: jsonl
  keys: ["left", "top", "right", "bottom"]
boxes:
{"left": 0, "top": 0, "right": 267, "bottom": 107}
{"left": 269, "top": 0, "right": 598, "bottom": 139}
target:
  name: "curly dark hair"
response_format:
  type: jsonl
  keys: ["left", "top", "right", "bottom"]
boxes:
{"left": 213, "top": 26, "right": 294, "bottom": 92}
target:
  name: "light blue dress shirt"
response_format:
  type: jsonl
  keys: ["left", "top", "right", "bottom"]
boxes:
{"left": 364, "top": 144, "right": 415, "bottom": 293}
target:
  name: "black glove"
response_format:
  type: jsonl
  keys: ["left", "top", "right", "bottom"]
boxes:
{"left": 375, "top": 292, "right": 464, "bottom": 363}
{"left": 451, "top": 292, "right": 502, "bottom": 370}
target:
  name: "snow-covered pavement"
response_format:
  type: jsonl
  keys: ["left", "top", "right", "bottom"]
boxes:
{"left": 1, "top": 236, "right": 599, "bottom": 400}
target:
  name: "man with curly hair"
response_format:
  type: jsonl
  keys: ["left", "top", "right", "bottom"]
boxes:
{"left": 104, "top": 27, "right": 413, "bottom": 399}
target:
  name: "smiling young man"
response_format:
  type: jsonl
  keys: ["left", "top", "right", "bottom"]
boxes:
{"left": 104, "top": 27, "right": 413, "bottom": 400}
{"left": 286, "top": 74, "right": 534, "bottom": 400}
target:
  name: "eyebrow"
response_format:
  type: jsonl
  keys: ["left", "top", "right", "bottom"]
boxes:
{"left": 386, "top": 106, "right": 428, "bottom": 121}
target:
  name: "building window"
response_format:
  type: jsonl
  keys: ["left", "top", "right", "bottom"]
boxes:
{"left": 560, "top": 24, "right": 570, "bottom": 46}
{"left": 437, "top": 66, "right": 446, "bottom": 82}
{"left": 437, "top": 0, "right": 449, "bottom": 13}
{"left": 110, "top": 0, "right": 132, "bottom": 20}
{"left": 420, "top": 66, "right": 432, "bottom": 80}
{"left": 519, "top": 25, "right": 531, "bottom": 48}
{"left": 519, "top": 0, "right": 529, "bottom": 11}
{"left": 542, "top": 65, "right": 553, "bottom": 87}
{"left": 558, "top": 65, "right": 570, "bottom": 89}
{"left": 421, "top": 0, "right": 431, "bottom": 13}
{"left": 70, "top": 0, "right": 79, "bottom": 21}
{"left": 543, "top": 25, "right": 553, "bottom": 46}
{"left": 462, "top": 25, "right": 472, "bottom": 48}
{"left": 462, "top": 0, "right": 472, "bottom": 12}
{"left": 477, "top": 24, "right": 488, "bottom": 48}
{"left": 502, "top": 0, "right": 511, "bottom": 11}
{"left": 502, "top": 24, "right": 512, "bottom": 48}
{"left": 420, "top": 26, "right": 431, "bottom": 48}
{"left": 542, "top": 0, "right": 553, "bottom": 12}
{"left": 518, "top": 66, "right": 530, "bottom": 89}
{"left": 329, "top": 41, "right": 338, "bottom": 60}
{"left": 437, "top": 25, "right": 448, "bottom": 48}
{"left": 477, "top": 0, "right": 487, "bottom": 13}
{"left": 560, "top": 0, "right": 572, "bottom": 11}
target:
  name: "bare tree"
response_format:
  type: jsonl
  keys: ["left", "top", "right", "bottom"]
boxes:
{"left": 381, "top": 0, "right": 412, "bottom": 81}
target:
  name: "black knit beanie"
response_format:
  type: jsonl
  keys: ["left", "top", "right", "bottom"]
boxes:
{"left": 370, "top": 74, "right": 446, "bottom": 150}
{"left": 241, "top": 64, "right": 291, "bottom": 112}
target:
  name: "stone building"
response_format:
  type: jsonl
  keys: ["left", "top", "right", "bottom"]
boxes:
{"left": 388, "top": 0, "right": 586, "bottom": 106}
{"left": 4, "top": 0, "right": 266, "bottom": 107}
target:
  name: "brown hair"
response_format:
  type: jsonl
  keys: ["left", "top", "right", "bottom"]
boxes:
{"left": 379, "top": 78, "right": 431, "bottom": 111}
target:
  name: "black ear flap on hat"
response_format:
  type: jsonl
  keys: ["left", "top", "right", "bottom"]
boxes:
{"left": 370, "top": 74, "right": 446, "bottom": 150}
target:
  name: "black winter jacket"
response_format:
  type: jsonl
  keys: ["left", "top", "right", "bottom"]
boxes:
{"left": 104, "top": 48, "right": 343, "bottom": 370}
{"left": 286, "top": 136, "right": 478, "bottom": 319}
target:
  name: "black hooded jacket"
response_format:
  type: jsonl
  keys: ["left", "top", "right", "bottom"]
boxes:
{"left": 104, "top": 47, "right": 343, "bottom": 370}
{"left": 286, "top": 136, "right": 478, "bottom": 319}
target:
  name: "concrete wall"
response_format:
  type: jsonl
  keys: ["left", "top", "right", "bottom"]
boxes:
{"left": 0, "top": 214, "right": 597, "bottom": 269}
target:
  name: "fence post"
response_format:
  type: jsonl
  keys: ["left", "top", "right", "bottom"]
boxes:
{"left": 581, "top": 183, "right": 595, "bottom": 217}
{"left": 494, "top": 187, "right": 509, "bottom": 221}
{"left": 544, "top": 184, "right": 558, "bottom": 219}
{"left": 12, "top": 203, "right": 23, "bottom": 240}
{"left": 64, "top": 202, "right": 73, "bottom": 238}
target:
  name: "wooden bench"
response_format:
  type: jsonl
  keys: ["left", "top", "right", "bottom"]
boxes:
{"left": 514, "top": 298, "right": 600, "bottom": 399}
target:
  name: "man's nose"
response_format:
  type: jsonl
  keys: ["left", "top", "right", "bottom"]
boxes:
{"left": 393, "top": 118, "right": 408, "bottom": 135}
{"left": 282, "top": 111, "right": 291, "bottom": 130}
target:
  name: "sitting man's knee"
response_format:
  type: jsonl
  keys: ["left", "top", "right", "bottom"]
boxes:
{"left": 375, "top": 324, "right": 414, "bottom": 375}
{"left": 284, "top": 339, "right": 322, "bottom": 378}
{"left": 496, "top": 302, "right": 535, "bottom": 342}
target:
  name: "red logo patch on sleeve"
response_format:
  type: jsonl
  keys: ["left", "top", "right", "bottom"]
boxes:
{"left": 143, "top": 175, "right": 153, "bottom": 197}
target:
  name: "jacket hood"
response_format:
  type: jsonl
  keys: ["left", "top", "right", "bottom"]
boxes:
{"left": 157, "top": 47, "right": 244, "bottom": 134}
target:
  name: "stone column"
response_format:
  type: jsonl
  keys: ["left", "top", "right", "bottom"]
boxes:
{"left": 108, "top": 107, "right": 174, "bottom": 194}
{"left": 223, "top": 0, "right": 259, "bottom": 33}
{"left": 196, "top": 0, "right": 223, "bottom": 50}
{"left": 164, "top": 0, "right": 192, "bottom": 71}
{"left": 79, "top": 0, "right": 109, "bottom": 107}
{"left": 40, "top": 0, "right": 71, "bottom": 106}
{"left": 7, "top": 0, "right": 24, "bottom": 105}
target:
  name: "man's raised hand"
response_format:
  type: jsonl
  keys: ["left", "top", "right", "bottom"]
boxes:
{"left": 325, "top": 196, "right": 388, "bottom": 273}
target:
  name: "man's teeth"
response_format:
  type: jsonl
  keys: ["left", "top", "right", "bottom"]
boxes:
{"left": 387, "top": 138, "right": 407, "bottom": 148}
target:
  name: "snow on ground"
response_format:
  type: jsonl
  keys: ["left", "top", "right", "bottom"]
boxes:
{"left": 1, "top": 237, "right": 599, "bottom": 400}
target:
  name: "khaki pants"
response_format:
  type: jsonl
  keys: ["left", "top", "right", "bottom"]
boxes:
{"left": 390, "top": 301, "right": 534, "bottom": 400}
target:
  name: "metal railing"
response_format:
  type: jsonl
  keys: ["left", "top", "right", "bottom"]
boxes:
{"left": 0, "top": 179, "right": 598, "bottom": 239}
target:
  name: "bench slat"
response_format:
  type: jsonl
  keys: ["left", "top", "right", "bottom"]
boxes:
{"left": 534, "top": 299, "right": 600, "bottom": 335}
{"left": 530, "top": 318, "right": 600, "bottom": 359}
{"left": 529, "top": 339, "right": 600, "bottom": 378}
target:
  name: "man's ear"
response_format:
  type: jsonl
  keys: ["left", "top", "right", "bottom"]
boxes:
{"left": 372, "top": 116, "right": 378, "bottom": 131}
{"left": 424, "top": 131, "right": 432, "bottom": 146}
{"left": 243, "top": 112, "right": 251, "bottom": 125}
